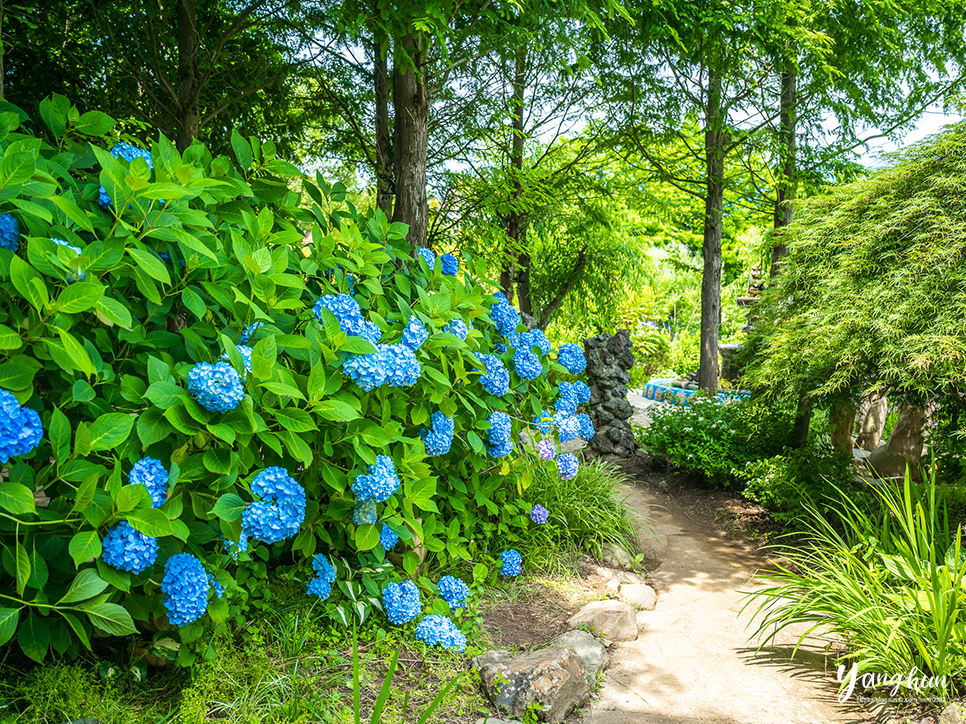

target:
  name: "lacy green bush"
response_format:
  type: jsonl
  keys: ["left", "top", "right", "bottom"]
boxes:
{"left": 0, "top": 96, "right": 594, "bottom": 665}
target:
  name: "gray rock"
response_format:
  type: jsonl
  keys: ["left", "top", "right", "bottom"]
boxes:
{"left": 619, "top": 583, "right": 657, "bottom": 610}
{"left": 601, "top": 542, "right": 635, "bottom": 570}
{"left": 940, "top": 702, "right": 966, "bottom": 724}
{"left": 567, "top": 600, "right": 639, "bottom": 642}
{"left": 868, "top": 405, "right": 926, "bottom": 481}
{"left": 550, "top": 630, "right": 610, "bottom": 689}
{"left": 475, "top": 719, "right": 522, "bottom": 724}
{"left": 595, "top": 566, "right": 646, "bottom": 585}
{"left": 473, "top": 648, "right": 590, "bottom": 723}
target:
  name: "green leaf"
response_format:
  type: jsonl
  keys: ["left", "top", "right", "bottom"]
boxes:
{"left": 59, "top": 569, "right": 109, "bottom": 604}
{"left": 0, "top": 608, "right": 20, "bottom": 646}
{"left": 54, "top": 282, "right": 104, "bottom": 313}
{"left": 116, "top": 483, "right": 151, "bottom": 513}
{"left": 0, "top": 323, "right": 22, "bottom": 350}
{"left": 260, "top": 381, "right": 305, "bottom": 400}
{"left": 230, "top": 129, "right": 253, "bottom": 171}
{"left": 94, "top": 297, "right": 133, "bottom": 329}
{"left": 55, "top": 328, "right": 96, "bottom": 375}
{"left": 274, "top": 408, "right": 317, "bottom": 433}
{"left": 211, "top": 493, "right": 247, "bottom": 522}
{"left": 50, "top": 407, "right": 70, "bottom": 463}
{"left": 181, "top": 288, "right": 207, "bottom": 319}
{"left": 49, "top": 195, "right": 94, "bottom": 232}
{"left": 0, "top": 152, "right": 34, "bottom": 189}
{"left": 251, "top": 336, "right": 277, "bottom": 380}
{"left": 127, "top": 248, "right": 171, "bottom": 285}
{"left": 71, "top": 379, "right": 95, "bottom": 403}
{"left": 61, "top": 612, "right": 92, "bottom": 650}
{"left": 69, "top": 531, "right": 102, "bottom": 566}
{"left": 355, "top": 524, "right": 380, "bottom": 551}
{"left": 87, "top": 413, "right": 134, "bottom": 452}
{"left": 80, "top": 602, "right": 138, "bottom": 636}
{"left": 0, "top": 482, "right": 35, "bottom": 515}
{"left": 314, "top": 399, "right": 360, "bottom": 421}
{"left": 203, "top": 447, "right": 232, "bottom": 475}
{"left": 144, "top": 381, "right": 185, "bottom": 410}
{"left": 0, "top": 361, "right": 35, "bottom": 390}
{"left": 75, "top": 110, "right": 115, "bottom": 136}
{"left": 18, "top": 612, "right": 49, "bottom": 662}
{"left": 125, "top": 508, "right": 173, "bottom": 537}
{"left": 9, "top": 255, "right": 48, "bottom": 310}
{"left": 137, "top": 407, "right": 173, "bottom": 447}
{"left": 339, "top": 337, "right": 378, "bottom": 354}
{"left": 15, "top": 540, "right": 30, "bottom": 596}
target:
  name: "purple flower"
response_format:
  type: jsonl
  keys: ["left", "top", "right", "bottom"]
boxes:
{"left": 537, "top": 439, "right": 556, "bottom": 461}
{"left": 530, "top": 504, "right": 550, "bottom": 524}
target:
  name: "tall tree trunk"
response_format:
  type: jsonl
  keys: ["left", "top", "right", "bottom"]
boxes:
{"left": 792, "top": 392, "right": 812, "bottom": 448}
{"left": 698, "top": 66, "right": 724, "bottom": 396}
{"left": 504, "top": 44, "right": 527, "bottom": 305}
{"left": 175, "top": 0, "right": 201, "bottom": 152}
{"left": 373, "top": 11, "right": 393, "bottom": 218}
{"left": 391, "top": 32, "right": 430, "bottom": 250}
{"left": 517, "top": 244, "right": 533, "bottom": 317}
{"left": 770, "top": 66, "right": 797, "bottom": 277}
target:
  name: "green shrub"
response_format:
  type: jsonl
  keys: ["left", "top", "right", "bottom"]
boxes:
{"left": 0, "top": 95, "right": 592, "bottom": 664}
{"left": 747, "top": 468, "right": 966, "bottom": 696}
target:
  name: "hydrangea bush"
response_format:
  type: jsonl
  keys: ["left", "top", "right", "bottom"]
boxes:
{"left": 0, "top": 96, "right": 594, "bottom": 664}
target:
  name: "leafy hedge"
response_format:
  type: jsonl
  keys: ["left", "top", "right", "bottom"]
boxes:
{"left": 0, "top": 96, "right": 592, "bottom": 664}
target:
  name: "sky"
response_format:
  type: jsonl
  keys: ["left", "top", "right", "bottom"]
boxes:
{"left": 858, "top": 106, "right": 963, "bottom": 167}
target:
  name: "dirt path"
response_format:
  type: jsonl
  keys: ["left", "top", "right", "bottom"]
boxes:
{"left": 586, "top": 394, "right": 869, "bottom": 724}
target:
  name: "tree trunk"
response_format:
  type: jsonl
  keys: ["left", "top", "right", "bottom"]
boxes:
{"left": 829, "top": 399, "right": 856, "bottom": 454}
{"left": 373, "top": 11, "right": 393, "bottom": 218}
{"left": 175, "top": 0, "right": 201, "bottom": 152}
{"left": 769, "top": 66, "right": 797, "bottom": 277}
{"left": 698, "top": 67, "right": 724, "bottom": 396}
{"left": 504, "top": 44, "right": 527, "bottom": 306}
{"left": 537, "top": 246, "right": 587, "bottom": 328}
{"left": 792, "top": 391, "right": 812, "bottom": 448}
{"left": 391, "top": 32, "right": 430, "bottom": 250}
{"left": 517, "top": 245, "right": 533, "bottom": 317}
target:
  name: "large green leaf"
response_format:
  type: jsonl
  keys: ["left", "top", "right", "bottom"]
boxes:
{"left": 59, "top": 569, "right": 109, "bottom": 604}
{"left": 17, "top": 612, "right": 49, "bottom": 662}
{"left": 0, "top": 482, "right": 35, "bottom": 515}
{"left": 54, "top": 282, "right": 104, "bottom": 313}
{"left": 68, "top": 530, "right": 101, "bottom": 566}
{"left": 127, "top": 247, "right": 171, "bottom": 285}
{"left": 80, "top": 602, "right": 138, "bottom": 636}
{"left": 211, "top": 493, "right": 247, "bottom": 522}
{"left": 0, "top": 608, "right": 20, "bottom": 646}
{"left": 0, "top": 323, "right": 22, "bottom": 350}
{"left": 125, "top": 508, "right": 173, "bottom": 537}
{"left": 9, "top": 255, "right": 49, "bottom": 310}
{"left": 87, "top": 413, "right": 134, "bottom": 452}
{"left": 50, "top": 407, "right": 71, "bottom": 463}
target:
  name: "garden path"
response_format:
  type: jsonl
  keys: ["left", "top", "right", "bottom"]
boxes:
{"left": 586, "top": 393, "right": 867, "bottom": 724}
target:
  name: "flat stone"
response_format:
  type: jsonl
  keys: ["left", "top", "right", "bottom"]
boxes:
{"left": 604, "top": 578, "right": 621, "bottom": 593}
{"left": 567, "top": 600, "right": 639, "bottom": 642}
{"left": 619, "top": 583, "right": 657, "bottom": 610}
{"left": 473, "top": 648, "right": 590, "bottom": 722}
{"left": 940, "top": 702, "right": 966, "bottom": 724}
{"left": 550, "top": 630, "right": 610, "bottom": 690}
{"left": 596, "top": 566, "right": 645, "bottom": 585}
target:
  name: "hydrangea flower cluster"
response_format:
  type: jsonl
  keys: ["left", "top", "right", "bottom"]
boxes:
{"left": 494, "top": 343, "right": 508, "bottom": 354}
{"left": 343, "top": 344, "right": 422, "bottom": 391}
{"left": 556, "top": 382, "right": 579, "bottom": 416}
{"left": 101, "top": 521, "right": 158, "bottom": 574}
{"left": 383, "top": 580, "right": 421, "bottom": 624}
{"left": 444, "top": 318, "right": 468, "bottom": 341}
{"left": 0, "top": 389, "right": 42, "bottom": 464}
{"left": 520, "top": 328, "right": 552, "bottom": 356}
{"left": 188, "top": 361, "right": 245, "bottom": 413}
{"left": 575, "top": 412, "right": 595, "bottom": 440}
{"left": 532, "top": 410, "right": 553, "bottom": 435}
{"left": 491, "top": 292, "right": 520, "bottom": 335}
{"left": 555, "top": 413, "right": 582, "bottom": 442}
{"left": 513, "top": 347, "right": 542, "bottom": 380}
{"left": 224, "top": 533, "right": 248, "bottom": 560}
{"left": 52, "top": 238, "right": 84, "bottom": 282}
{"left": 353, "top": 499, "right": 377, "bottom": 525}
{"left": 417, "top": 248, "right": 435, "bottom": 269}
{"left": 401, "top": 315, "right": 429, "bottom": 351}
{"left": 440, "top": 253, "right": 458, "bottom": 276}
{"left": 241, "top": 467, "right": 306, "bottom": 544}
{"left": 537, "top": 439, "right": 556, "bottom": 461}
{"left": 415, "top": 614, "right": 466, "bottom": 652}
{"left": 240, "top": 321, "right": 264, "bottom": 344}
{"left": 573, "top": 380, "right": 592, "bottom": 403}
{"left": 420, "top": 411, "right": 454, "bottom": 456}
{"left": 220, "top": 344, "right": 253, "bottom": 378}
{"left": 313, "top": 294, "right": 382, "bottom": 345}
{"left": 380, "top": 523, "right": 399, "bottom": 549}
{"left": 161, "top": 553, "right": 210, "bottom": 626}
{"left": 129, "top": 458, "right": 168, "bottom": 508}
{"left": 351, "top": 455, "right": 400, "bottom": 503}
{"left": 383, "top": 345, "right": 421, "bottom": 386}
{"left": 99, "top": 142, "right": 154, "bottom": 209}
{"left": 557, "top": 453, "right": 579, "bottom": 480}
{"left": 437, "top": 575, "right": 470, "bottom": 610}
{"left": 0, "top": 213, "right": 20, "bottom": 252}
{"left": 208, "top": 576, "right": 224, "bottom": 599}
{"left": 476, "top": 353, "right": 509, "bottom": 396}
{"left": 487, "top": 410, "right": 514, "bottom": 458}
{"left": 530, "top": 504, "right": 550, "bottom": 524}
{"left": 557, "top": 343, "right": 587, "bottom": 374}
{"left": 500, "top": 549, "right": 522, "bottom": 576}
{"left": 307, "top": 553, "right": 336, "bottom": 600}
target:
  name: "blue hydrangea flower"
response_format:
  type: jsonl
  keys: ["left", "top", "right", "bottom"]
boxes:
{"left": 241, "top": 467, "right": 306, "bottom": 544}
{"left": 101, "top": 521, "right": 158, "bottom": 574}
{"left": 573, "top": 380, "right": 591, "bottom": 404}
{"left": 223, "top": 533, "right": 248, "bottom": 560}
{"left": 420, "top": 412, "right": 454, "bottom": 456}
{"left": 530, "top": 504, "right": 550, "bottom": 524}
{"left": 353, "top": 499, "right": 377, "bottom": 525}
{"left": 415, "top": 614, "right": 466, "bottom": 652}
{"left": 313, "top": 294, "right": 376, "bottom": 342}
{"left": 383, "top": 580, "right": 421, "bottom": 625}
{"left": 417, "top": 248, "right": 435, "bottom": 270}
{"left": 537, "top": 439, "right": 556, "bottom": 461}
{"left": 476, "top": 353, "right": 509, "bottom": 396}
{"left": 437, "top": 575, "right": 470, "bottom": 610}
{"left": 308, "top": 577, "right": 332, "bottom": 600}
{"left": 557, "top": 453, "right": 579, "bottom": 480}
{"left": 380, "top": 523, "right": 399, "bottom": 550}
{"left": 352, "top": 455, "right": 400, "bottom": 503}
{"left": 129, "top": 458, "right": 168, "bottom": 508}
{"left": 444, "top": 319, "right": 468, "bottom": 341}
{"left": 557, "top": 343, "right": 586, "bottom": 374}
{"left": 575, "top": 413, "right": 595, "bottom": 440}
{"left": 383, "top": 344, "right": 421, "bottom": 386}
{"left": 98, "top": 185, "right": 113, "bottom": 209}
{"left": 313, "top": 554, "right": 336, "bottom": 583}
{"left": 209, "top": 576, "right": 224, "bottom": 600}
{"left": 513, "top": 347, "right": 542, "bottom": 380}
{"left": 219, "top": 344, "right": 253, "bottom": 378}
{"left": 343, "top": 348, "right": 389, "bottom": 391}
{"left": 522, "top": 329, "right": 551, "bottom": 356}
{"left": 240, "top": 322, "right": 264, "bottom": 344}
{"left": 52, "top": 238, "right": 85, "bottom": 282}
{"left": 532, "top": 410, "right": 553, "bottom": 435}
{"left": 440, "top": 254, "right": 458, "bottom": 276}
{"left": 555, "top": 414, "right": 582, "bottom": 442}
{"left": 487, "top": 410, "right": 514, "bottom": 458}
{"left": 494, "top": 343, "right": 508, "bottom": 354}
{"left": 0, "top": 391, "right": 42, "bottom": 464}
{"left": 555, "top": 382, "right": 579, "bottom": 416}
{"left": 401, "top": 315, "right": 429, "bottom": 351}
{"left": 188, "top": 361, "right": 245, "bottom": 413}
{"left": 112, "top": 142, "right": 154, "bottom": 169}
{"left": 161, "top": 553, "right": 210, "bottom": 626}
{"left": 491, "top": 293, "right": 520, "bottom": 336}
{"left": 500, "top": 549, "right": 522, "bottom": 576}
{"left": 0, "top": 213, "right": 20, "bottom": 252}
{"left": 359, "top": 320, "right": 383, "bottom": 345}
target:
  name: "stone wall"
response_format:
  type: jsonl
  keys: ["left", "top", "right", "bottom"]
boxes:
{"left": 584, "top": 330, "right": 640, "bottom": 458}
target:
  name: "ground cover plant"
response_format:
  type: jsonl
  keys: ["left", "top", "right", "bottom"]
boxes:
{"left": 0, "top": 95, "right": 600, "bottom": 673}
